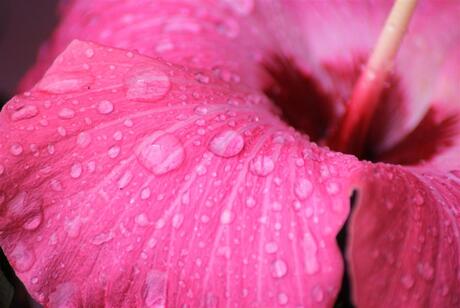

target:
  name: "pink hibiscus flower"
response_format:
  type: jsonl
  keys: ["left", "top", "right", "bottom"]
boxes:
{"left": 1, "top": 0, "right": 460, "bottom": 307}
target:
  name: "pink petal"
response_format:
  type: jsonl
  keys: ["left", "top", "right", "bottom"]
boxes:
{"left": 0, "top": 40, "right": 359, "bottom": 306}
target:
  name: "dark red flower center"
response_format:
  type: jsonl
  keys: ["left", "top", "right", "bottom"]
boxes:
{"left": 263, "top": 54, "right": 459, "bottom": 165}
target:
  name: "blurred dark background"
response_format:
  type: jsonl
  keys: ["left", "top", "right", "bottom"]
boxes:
{"left": 0, "top": 1, "right": 58, "bottom": 306}
{"left": 0, "top": 0, "right": 59, "bottom": 107}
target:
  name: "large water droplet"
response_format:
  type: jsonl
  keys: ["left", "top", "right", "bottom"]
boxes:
{"left": 11, "top": 105, "right": 38, "bottom": 121}
{"left": 401, "top": 274, "right": 415, "bottom": 289}
{"left": 209, "top": 130, "right": 244, "bottom": 158}
{"left": 277, "top": 292, "right": 289, "bottom": 306}
{"left": 10, "top": 242, "right": 35, "bottom": 272}
{"left": 295, "top": 178, "right": 313, "bottom": 200}
{"left": 126, "top": 66, "right": 170, "bottom": 102}
{"left": 36, "top": 71, "right": 94, "bottom": 94}
{"left": 97, "top": 100, "right": 114, "bottom": 114}
{"left": 23, "top": 212, "right": 43, "bottom": 231}
{"left": 272, "top": 259, "right": 288, "bottom": 278}
{"left": 136, "top": 131, "right": 185, "bottom": 175}
{"left": 250, "top": 155, "right": 274, "bottom": 176}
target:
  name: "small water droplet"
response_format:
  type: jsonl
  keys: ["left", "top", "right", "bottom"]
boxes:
{"left": 194, "top": 106, "right": 209, "bottom": 115}
{"left": 118, "top": 171, "right": 133, "bottom": 189}
{"left": 209, "top": 130, "right": 244, "bottom": 158}
{"left": 85, "top": 48, "right": 94, "bottom": 58}
{"left": 58, "top": 108, "right": 76, "bottom": 119}
{"left": 11, "top": 105, "right": 38, "bottom": 121}
{"left": 23, "top": 212, "right": 43, "bottom": 231}
{"left": 36, "top": 71, "right": 94, "bottom": 94}
{"left": 91, "top": 232, "right": 113, "bottom": 245}
{"left": 277, "top": 292, "right": 288, "bottom": 305}
{"left": 0, "top": 164, "right": 5, "bottom": 176}
{"left": 295, "top": 178, "right": 313, "bottom": 200}
{"left": 220, "top": 209, "right": 234, "bottom": 224}
{"left": 144, "top": 271, "right": 167, "bottom": 307}
{"left": 126, "top": 66, "right": 170, "bottom": 102}
{"left": 223, "top": 0, "right": 254, "bottom": 15}
{"left": 10, "top": 242, "right": 35, "bottom": 272}
{"left": 70, "top": 163, "right": 82, "bottom": 178}
{"left": 304, "top": 233, "right": 319, "bottom": 274}
{"left": 97, "top": 100, "right": 114, "bottom": 114}
{"left": 312, "top": 285, "right": 324, "bottom": 303}
{"left": 10, "top": 143, "right": 23, "bottom": 156}
{"left": 272, "top": 259, "right": 288, "bottom": 278}
{"left": 57, "top": 126, "right": 67, "bottom": 137}
{"left": 135, "top": 213, "right": 149, "bottom": 226}
{"left": 326, "top": 181, "right": 340, "bottom": 195}
{"left": 413, "top": 193, "right": 424, "bottom": 205}
{"left": 113, "top": 130, "right": 123, "bottom": 141}
{"left": 245, "top": 196, "right": 256, "bottom": 208}
{"left": 250, "top": 155, "right": 274, "bottom": 176}
{"left": 195, "top": 72, "right": 210, "bottom": 84}
{"left": 77, "top": 132, "right": 92, "bottom": 148}
{"left": 401, "top": 274, "right": 415, "bottom": 289}
{"left": 141, "top": 187, "right": 151, "bottom": 200}
{"left": 172, "top": 213, "right": 184, "bottom": 228}
{"left": 108, "top": 146, "right": 121, "bottom": 158}
{"left": 136, "top": 131, "right": 185, "bottom": 175}
{"left": 265, "top": 242, "right": 278, "bottom": 254}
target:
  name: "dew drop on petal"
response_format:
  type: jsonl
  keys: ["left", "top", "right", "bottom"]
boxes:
{"left": 108, "top": 146, "right": 121, "bottom": 158}
{"left": 135, "top": 213, "right": 149, "bottom": 227}
{"left": 58, "top": 108, "right": 76, "bottom": 119}
{"left": 143, "top": 271, "right": 167, "bottom": 307}
{"left": 11, "top": 105, "right": 38, "bottom": 121}
{"left": 265, "top": 242, "right": 278, "bottom": 254}
{"left": 220, "top": 209, "right": 234, "bottom": 224}
{"left": 277, "top": 293, "right": 288, "bottom": 306}
{"left": 295, "top": 178, "right": 313, "bottom": 200}
{"left": 97, "top": 100, "right": 114, "bottom": 114}
{"left": 272, "top": 259, "right": 288, "bottom": 278}
{"left": 10, "top": 242, "right": 35, "bottom": 272}
{"left": 136, "top": 131, "right": 185, "bottom": 175}
{"left": 70, "top": 163, "right": 82, "bottom": 179}
{"left": 172, "top": 213, "right": 184, "bottom": 229}
{"left": 250, "top": 155, "right": 274, "bottom": 176}
{"left": 36, "top": 71, "right": 93, "bottom": 94}
{"left": 117, "top": 171, "right": 133, "bottom": 189}
{"left": 401, "top": 274, "right": 415, "bottom": 289}
{"left": 10, "top": 143, "right": 23, "bottom": 156}
{"left": 77, "top": 132, "right": 92, "bottom": 148}
{"left": 0, "top": 164, "right": 5, "bottom": 176}
{"left": 23, "top": 212, "right": 43, "bottom": 231}
{"left": 312, "top": 286, "right": 324, "bottom": 303}
{"left": 140, "top": 187, "right": 151, "bottom": 200}
{"left": 209, "top": 130, "right": 244, "bottom": 158}
{"left": 126, "top": 66, "right": 170, "bottom": 102}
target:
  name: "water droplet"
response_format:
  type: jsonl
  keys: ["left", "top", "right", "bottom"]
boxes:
{"left": 245, "top": 196, "right": 256, "bottom": 208}
{"left": 65, "top": 217, "right": 81, "bottom": 238}
{"left": 126, "top": 66, "right": 170, "bottom": 102}
{"left": 70, "top": 163, "right": 82, "bottom": 178}
{"left": 135, "top": 213, "right": 149, "bottom": 226}
{"left": 10, "top": 143, "right": 23, "bottom": 156}
{"left": 141, "top": 187, "right": 151, "bottom": 200}
{"left": 85, "top": 48, "right": 95, "bottom": 58}
{"left": 272, "top": 259, "right": 288, "bottom": 278}
{"left": 194, "top": 106, "right": 209, "bottom": 115}
{"left": 23, "top": 212, "right": 43, "bottom": 231}
{"left": 413, "top": 193, "right": 424, "bottom": 205}
{"left": 10, "top": 242, "right": 35, "bottom": 272}
{"left": 58, "top": 108, "right": 76, "bottom": 119}
{"left": 57, "top": 126, "right": 67, "bottom": 137}
{"left": 401, "top": 274, "right": 415, "bottom": 289}
{"left": 209, "top": 130, "right": 244, "bottom": 158}
{"left": 144, "top": 271, "right": 167, "bottom": 307}
{"left": 277, "top": 292, "right": 288, "bottom": 305}
{"left": 108, "top": 146, "right": 121, "bottom": 158}
{"left": 304, "top": 233, "right": 319, "bottom": 274}
{"left": 77, "top": 132, "right": 92, "bottom": 148}
{"left": 113, "top": 130, "right": 123, "bottom": 141}
{"left": 223, "top": 0, "right": 254, "bottom": 15}
{"left": 250, "top": 155, "right": 274, "bottom": 176}
{"left": 195, "top": 72, "right": 210, "bottom": 84}
{"left": 172, "top": 213, "right": 184, "bottom": 228}
{"left": 265, "top": 242, "right": 278, "bottom": 254}
{"left": 220, "top": 209, "right": 234, "bottom": 224}
{"left": 91, "top": 232, "right": 113, "bottom": 245}
{"left": 97, "top": 100, "right": 114, "bottom": 114}
{"left": 11, "top": 105, "right": 38, "bottom": 121}
{"left": 136, "top": 131, "right": 185, "bottom": 175}
{"left": 312, "top": 285, "right": 324, "bottom": 303}
{"left": 295, "top": 178, "right": 313, "bottom": 200}
{"left": 36, "top": 71, "right": 94, "bottom": 94}
{"left": 118, "top": 171, "right": 133, "bottom": 189}
{"left": 326, "top": 181, "right": 340, "bottom": 195}
{"left": 48, "top": 283, "right": 78, "bottom": 307}
{"left": 0, "top": 164, "right": 5, "bottom": 176}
